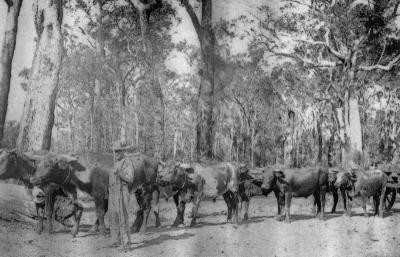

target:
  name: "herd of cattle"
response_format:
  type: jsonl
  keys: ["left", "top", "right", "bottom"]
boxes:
{"left": 0, "top": 149, "right": 392, "bottom": 239}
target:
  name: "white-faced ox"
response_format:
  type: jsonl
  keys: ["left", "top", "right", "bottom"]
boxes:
{"left": 333, "top": 168, "right": 387, "bottom": 217}
{"left": 159, "top": 162, "right": 242, "bottom": 226}
{"left": 261, "top": 167, "right": 329, "bottom": 223}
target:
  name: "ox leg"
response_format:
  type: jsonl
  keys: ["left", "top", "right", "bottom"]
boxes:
{"left": 346, "top": 191, "right": 352, "bottom": 217}
{"left": 71, "top": 191, "right": 83, "bottom": 238}
{"left": 241, "top": 193, "right": 250, "bottom": 221}
{"left": 231, "top": 192, "right": 240, "bottom": 224}
{"left": 340, "top": 187, "right": 347, "bottom": 212}
{"left": 190, "top": 192, "right": 202, "bottom": 227}
{"left": 274, "top": 190, "right": 284, "bottom": 221}
{"left": 379, "top": 186, "right": 386, "bottom": 218}
{"left": 35, "top": 203, "right": 45, "bottom": 234}
{"left": 139, "top": 188, "right": 152, "bottom": 234}
{"left": 131, "top": 190, "right": 144, "bottom": 233}
{"left": 93, "top": 197, "right": 106, "bottom": 235}
{"left": 89, "top": 219, "right": 99, "bottom": 233}
{"left": 373, "top": 195, "right": 379, "bottom": 216}
{"left": 44, "top": 187, "right": 56, "bottom": 234}
{"left": 284, "top": 192, "right": 292, "bottom": 223}
{"left": 223, "top": 192, "right": 233, "bottom": 223}
{"left": 172, "top": 193, "right": 185, "bottom": 227}
{"left": 313, "top": 192, "right": 321, "bottom": 216}
{"left": 152, "top": 189, "right": 161, "bottom": 228}
{"left": 331, "top": 188, "right": 338, "bottom": 213}
{"left": 361, "top": 196, "right": 368, "bottom": 217}
{"left": 319, "top": 186, "right": 326, "bottom": 220}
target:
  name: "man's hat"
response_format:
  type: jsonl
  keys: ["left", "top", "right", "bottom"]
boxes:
{"left": 112, "top": 141, "right": 134, "bottom": 152}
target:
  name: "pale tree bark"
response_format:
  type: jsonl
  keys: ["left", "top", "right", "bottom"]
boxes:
{"left": 0, "top": 0, "right": 23, "bottom": 143}
{"left": 128, "top": 0, "right": 165, "bottom": 159}
{"left": 91, "top": 0, "right": 106, "bottom": 152}
{"left": 16, "top": 0, "right": 63, "bottom": 152}
{"left": 181, "top": 0, "right": 215, "bottom": 159}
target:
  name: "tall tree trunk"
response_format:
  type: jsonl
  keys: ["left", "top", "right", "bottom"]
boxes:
{"left": 129, "top": 0, "right": 165, "bottom": 158}
{"left": 92, "top": 1, "right": 105, "bottom": 152}
{"left": 16, "top": 0, "right": 63, "bottom": 152}
{"left": 317, "top": 115, "right": 323, "bottom": 163}
{"left": 181, "top": 0, "right": 215, "bottom": 160}
{"left": 0, "top": 0, "right": 23, "bottom": 143}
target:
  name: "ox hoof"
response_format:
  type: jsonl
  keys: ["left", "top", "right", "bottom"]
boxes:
{"left": 130, "top": 225, "right": 140, "bottom": 233}
{"left": 98, "top": 226, "right": 106, "bottom": 236}
{"left": 243, "top": 214, "right": 249, "bottom": 221}
{"left": 35, "top": 223, "right": 43, "bottom": 234}
{"left": 108, "top": 241, "right": 121, "bottom": 248}
{"left": 155, "top": 220, "right": 161, "bottom": 228}
{"left": 89, "top": 226, "right": 98, "bottom": 234}
{"left": 275, "top": 215, "right": 283, "bottom": 222}
{"left": 284, "top": 218, "right": 291, "bottom": 224}
{"left": 172, "top": 219, "right": 183, "bottom": 227}
{"left": 189, "top": 220, "right": 196, "bottom": 227}
{"left": 71, "top": 229, "right": 78, "bottom": 238}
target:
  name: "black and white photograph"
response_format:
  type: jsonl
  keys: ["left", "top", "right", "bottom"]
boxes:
{"left": 1, "top": 0, "right": 400, "bottom": 256}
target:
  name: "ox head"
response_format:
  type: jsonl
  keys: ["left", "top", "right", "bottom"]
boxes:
{"left": 28, "top": 153, "right": 86, "bottom": 186}
{"left": 333, "top": 169, "right": 356, "bottom": 189}
{"left": 261, "top": 167, "right": 285, "bottom": 194}
{"left": 157, "top": 162, "right": 194, "bottom": 190}
{"left": 0, "top": 149, "right": 18, "bottom": 179}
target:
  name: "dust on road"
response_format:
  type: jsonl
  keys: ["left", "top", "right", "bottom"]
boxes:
{"left": 2, "top": 196, "right": 400, "bottom": 257}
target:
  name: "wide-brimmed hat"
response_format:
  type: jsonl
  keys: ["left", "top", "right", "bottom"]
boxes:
{"left": 112, "top": 141, "right": 134, "bottom": 152}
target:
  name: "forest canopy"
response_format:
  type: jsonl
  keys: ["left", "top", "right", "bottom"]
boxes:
{"left": 1, "top": 0, "right": 400, "bottom": 168}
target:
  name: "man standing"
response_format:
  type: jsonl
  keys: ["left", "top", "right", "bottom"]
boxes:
{"left": 109, "top": 142, "right": 134, "bottom": 248}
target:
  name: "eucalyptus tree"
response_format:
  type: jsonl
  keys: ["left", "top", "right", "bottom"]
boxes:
{"left": 0, "top": 0, "right": 23, "bottom": 143}
{"left": 17, "top": 0, "right": 63, "bottom": 152}
{"left": 254, "top": 0, "right": 400, "bottom": 166}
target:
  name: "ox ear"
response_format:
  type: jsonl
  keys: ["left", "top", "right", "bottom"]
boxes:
{"left": 347, "top": 171, "right": 357, "bottom": 182}
{"left": 329, "top": 168, "right": 339, "bottom": 174}
{"left": 273, "top": 170, "right": 285, "bottom": 179}
{"left": 184, "top": 167, "right": 194, "bottom": 174}
{"left": 68, "top": 160, "right": 86, "bottom": 171}
{"left": 57, "top": 159, "right": 69, "bottom": 170}
{"left": 57, "top": 155, "right": 86, "bottom": 172}
{"left": 9, "top": 151, "right": 17, "bottom": 163}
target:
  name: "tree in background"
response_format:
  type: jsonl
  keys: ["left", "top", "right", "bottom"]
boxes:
{"left": 0, "top": 0, "right": 23, "bottom": 145}
{"left": 180, "top": 0, "right": 215, "bottom": 159}
{"left": 253, "top": 0, "right": 400, "bottom": 167}
{"left": 16, "top": 0, "right": 63, "bottom": 152}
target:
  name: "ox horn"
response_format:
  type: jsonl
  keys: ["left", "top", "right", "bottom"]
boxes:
{"left": 57, "top": 154, "right": 86, "bottom": 172}
{"left": 23, "top": 152, "right": 47, "bottom": 161}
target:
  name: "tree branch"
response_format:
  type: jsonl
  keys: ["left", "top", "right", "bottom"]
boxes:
{"left": 265, "top": 43, "right": 339, "bottom": 69}
{"left": 180, "top": 0, "right": 203, "bottom": 38}
{"left": 359, "top": 54, "right": 400, "bottom": 71}
{"left": 296, "top": 28, "right": 346, "bottom": 62}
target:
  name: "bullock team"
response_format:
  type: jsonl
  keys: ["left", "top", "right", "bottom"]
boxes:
{"left": 0, "top": 148, "right": 390, "bottom": 245}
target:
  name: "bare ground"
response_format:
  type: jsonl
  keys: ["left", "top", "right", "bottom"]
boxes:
{"left": 2, "top": 194, "right": 400, "bottom": 257}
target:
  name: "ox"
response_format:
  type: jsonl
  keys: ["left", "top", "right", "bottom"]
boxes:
{"left": 29, "top": 154, "right": 89, "bottom": 237}
{"left": 158, "top": 162, "right": 242, "bottom": 226}
{"left": 261, "top": 167, "right": 329, "bottom": 223}
{"left": 0, "top": 150, "right": 79, "bottom": 234}
{"left": 333, "top": 168, "right": 387, "bottom": 217}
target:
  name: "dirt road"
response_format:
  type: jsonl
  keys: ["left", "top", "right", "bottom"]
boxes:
{"left": 1, "top": 195, "right": 400, "bottom": 257}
